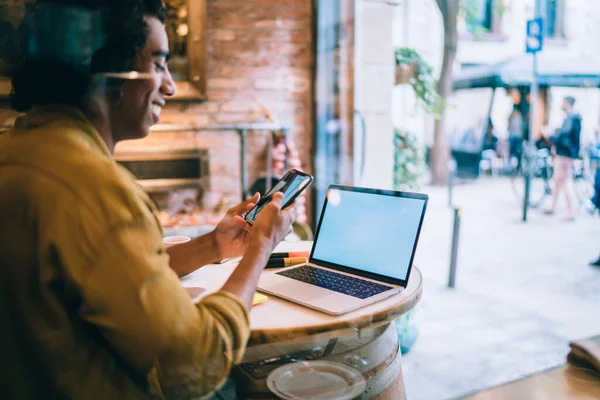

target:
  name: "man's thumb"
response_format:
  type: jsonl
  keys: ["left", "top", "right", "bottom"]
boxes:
{"left": 269, "top": 192, "right": 285, "bottom": 208}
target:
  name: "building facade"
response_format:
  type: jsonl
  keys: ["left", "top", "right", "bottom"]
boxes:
{"left": 391, "top": 0, "right": 600, "bottom": 153}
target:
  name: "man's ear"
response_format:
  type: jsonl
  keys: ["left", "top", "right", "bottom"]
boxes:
{"left": 106, "top": 86, "right": 123, "bottom": 107}
{"left": 83, "top": 90, "right": 111, "bottom": 122}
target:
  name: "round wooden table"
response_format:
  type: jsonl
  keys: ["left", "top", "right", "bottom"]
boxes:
{"left": 181, "top": 242, "right": 423, "bottom": 399}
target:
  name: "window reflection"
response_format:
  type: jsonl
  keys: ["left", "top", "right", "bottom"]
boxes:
{"left": 164, "top": 0, "right": 189, "bottom": 81}
{"left": 313, "top": 0, "right": 354, "bottom": 225}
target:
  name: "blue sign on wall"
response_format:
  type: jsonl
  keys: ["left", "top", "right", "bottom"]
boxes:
{"left": 526, "top": 18, "right": 544, "bottom": 53}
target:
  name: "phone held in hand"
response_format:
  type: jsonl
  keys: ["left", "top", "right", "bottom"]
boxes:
{"left": 244, "top": 169, "right": 314, "bottom": 225}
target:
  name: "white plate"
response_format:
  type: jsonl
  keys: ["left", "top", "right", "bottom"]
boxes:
{"left": 266, "top": 360, "right": 366, "bottom": 400}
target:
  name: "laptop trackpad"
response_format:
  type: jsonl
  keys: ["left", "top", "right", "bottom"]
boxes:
{"left": 265, "top": 281, "right": 331, "bottom": 302}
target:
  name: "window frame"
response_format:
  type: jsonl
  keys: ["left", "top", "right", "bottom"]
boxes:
{"left": 459, "top": 0, "right": 507, "bottom": 41}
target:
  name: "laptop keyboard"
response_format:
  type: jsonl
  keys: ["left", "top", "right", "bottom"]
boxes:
{"left": 276, "top": 265, "right": 393, "bottom": 299}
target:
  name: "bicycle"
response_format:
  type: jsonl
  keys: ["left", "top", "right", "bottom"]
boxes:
{"left": 511, "top": 142, "right": 598, "bottom": 214}
{"left": 510, "top": 142, "right": 553, "bottom": 209}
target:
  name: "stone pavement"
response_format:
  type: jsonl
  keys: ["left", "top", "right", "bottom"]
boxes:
{"left": 401, "top": 178, "right": 600, "bottom": 400}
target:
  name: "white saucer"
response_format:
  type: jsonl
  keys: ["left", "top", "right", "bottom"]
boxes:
{"left": 266, "top": 360, "right": 366, "bottom": 400}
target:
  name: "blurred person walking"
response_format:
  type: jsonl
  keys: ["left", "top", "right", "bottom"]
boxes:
{"left": 544, "top": 96, "right": 582, "bottom": 220}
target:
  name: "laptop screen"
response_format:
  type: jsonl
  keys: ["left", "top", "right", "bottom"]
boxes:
{"left": 310, "top": 186, "right": 427, "bottom": 285}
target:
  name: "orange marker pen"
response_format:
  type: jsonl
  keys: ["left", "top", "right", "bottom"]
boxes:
{"left": 265, "top": 257, "right": 308, "bottom": 269}
{"left": 269, "top": 251, "right": 311, "bottom": 259}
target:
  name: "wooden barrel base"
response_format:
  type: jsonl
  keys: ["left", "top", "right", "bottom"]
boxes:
{"left": 358, "top": 346, "right": 403, "bottom": 399}
{"left": 235, "top": 323, "right": 402, "bottom": 399}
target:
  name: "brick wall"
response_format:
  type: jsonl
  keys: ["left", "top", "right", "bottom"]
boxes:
{"left": 0, "top": 1, "right": 314, "bottom": 220}
{"left": 117, "top": 0, "right": 314, "bottom": 216}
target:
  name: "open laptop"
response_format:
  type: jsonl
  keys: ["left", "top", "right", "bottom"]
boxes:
{"left": 258, "top": 185, "right": 428, "bottom": 315}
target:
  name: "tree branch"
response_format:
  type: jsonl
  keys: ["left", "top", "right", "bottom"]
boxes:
{"left": 430, "top": 0, "right": 460, "bottom": 185}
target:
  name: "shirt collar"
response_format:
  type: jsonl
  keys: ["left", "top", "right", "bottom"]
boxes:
{"left": 14, "top": 105, "right": 112, "bottom": 157}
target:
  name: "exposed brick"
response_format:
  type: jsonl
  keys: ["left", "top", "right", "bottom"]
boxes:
{"left": 253, "top": 0, "right": 308, "bottom": 4}
{"left": 209, "top": 3, "right": 261, "bottom": 17}
{"left": 208, "top": 78, "right": 250, "bottom": 90}
{"left": 220, "top": 100, "right": 256, "bottom": 113}
{"left": 254, "top": 19, "right": 310, "bottom": 30}
{"left": 210, "top": 3, "right": 311, "bottom": 19}
{"left": 272, "top": 67, "right": 311, "bottom": 78}
{"left": 208, "top": 16, "right": 255, "bottom": 29}
{"left": 229, "top": 89, "right": 307, "bottom": 102}
{"left": 215, "top": 113, "right": 250, "bottom": 124}
{"left": 243, "top": 29, "right": 312, "bottom": 43}
{"left": 254, "top": 77, "right": 283, "bottom": 90}
{"left": 277, "top": 6, "right": 312, "bottom": 20}
{"left": 209, "top": 28, "right": 236, "bottom": 41}
{"left": 284, "top": 74, "right": 310, "bottom": 93}
{"left": 170, "top": 102, "right": 220, "bottom": 114}
{"left": 268, "top": 42, "right": 305, "bottom": 55}
{"left": 184, "top": 113, "right": 212, "bottom": 127}
{"left": 293, "top": 112, "right": 308, "bottom": 125}
{"left": 215, "top": 51, "right": 311, "bottom": 70}
{"left": 258, "top": 100, "right": 302, "bottom": 114}
{"left": 290, "top": 30, "right": 312, "bottom": 43}
{"left": 209, "top": 52, "right": 280, "bottom": 68}
{"left": 216, "top": 66, "right": 260, "bottom": 79}
{"left": 204, "top": 91, "right": 231, "bottom": 102}
{"left": 211, "top": 41, "right": 265, "bottom": 55}
{"left": 290, "top": 50, "right": 312, "bottom": 67}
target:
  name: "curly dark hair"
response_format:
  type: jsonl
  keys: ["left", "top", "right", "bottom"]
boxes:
{"left": 9, "top": 0, "right": 166, "bottom": 112}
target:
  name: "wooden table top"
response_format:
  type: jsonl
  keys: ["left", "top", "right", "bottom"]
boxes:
{"left": 460, "top": 364, "right": 600, "bottom": 399}
{"left": 181, "top": 241, "right": 423, "bottom": 346}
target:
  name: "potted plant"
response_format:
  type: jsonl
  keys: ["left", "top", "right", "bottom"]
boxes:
{"left": 394, "top": 55, "right": 416, "bottom": 85}
{"left": 394, "top": 129, "right": 424, "bottom": 192}
{"left": 394, "top": 47, "right": 445, "bottom": 119}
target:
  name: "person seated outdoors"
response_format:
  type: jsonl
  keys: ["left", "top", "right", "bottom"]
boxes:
{"left": 458, "top": 126, "right": 480, "bottom": 153}
{"left": 481, "top": 118, "right": 499, "bottom": 153}
{"left": 479, "top": 118, "right": 500, "bottom": 175}
{"left": 0, "top": 1, "right": 295, "bottom": 399}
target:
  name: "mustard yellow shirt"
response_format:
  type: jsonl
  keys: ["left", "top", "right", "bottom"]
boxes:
{"left": 0, "top": 106, "right": 250, "bottom": 399}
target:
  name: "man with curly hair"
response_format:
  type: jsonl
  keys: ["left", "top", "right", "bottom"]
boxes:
{"left": 0, "top": 1, "right": 295, "bottom": 399}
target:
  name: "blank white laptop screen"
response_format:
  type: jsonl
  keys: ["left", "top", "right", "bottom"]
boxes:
{"left": 311, "top": 188, "right": 426, "bottom": 282}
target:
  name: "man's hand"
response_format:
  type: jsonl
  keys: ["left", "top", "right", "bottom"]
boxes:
{"left": 212, "top": 193, "right": 260, "bottom": 260}
{"left": 541, "top": 125, "right": 551, "bottom": 138}
{"left": 221, "top": 192, "right": 296, "bottom": 309}
{"left": 249, "top": 192, "right": 296, "bottom": 252}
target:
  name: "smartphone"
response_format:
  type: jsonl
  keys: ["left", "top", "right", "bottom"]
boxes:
{"left": 244, "top": 169, "right": 314, "bottom": 225}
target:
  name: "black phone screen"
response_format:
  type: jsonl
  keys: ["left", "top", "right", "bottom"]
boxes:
{"left": 244, "top": 170, "right": 313, "bottom": 224}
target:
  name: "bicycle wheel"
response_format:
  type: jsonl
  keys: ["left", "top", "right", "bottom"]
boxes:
{"left": 520, "top": 176, "right": 550, "bottom": 208}
{"left": 511, "top": 164, "right": 551, "bottom": 208}
{"left": 510, "top": 163, "right": 523, "bottom": 203}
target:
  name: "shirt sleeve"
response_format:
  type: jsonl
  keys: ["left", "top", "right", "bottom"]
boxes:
{"left": 75, "top": 219, "right": 250, "bottom": 399}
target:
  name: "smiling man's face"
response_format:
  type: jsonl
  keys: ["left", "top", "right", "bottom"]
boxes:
{"left": 112, "top": 16, "right": 176, "bottom": 140}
